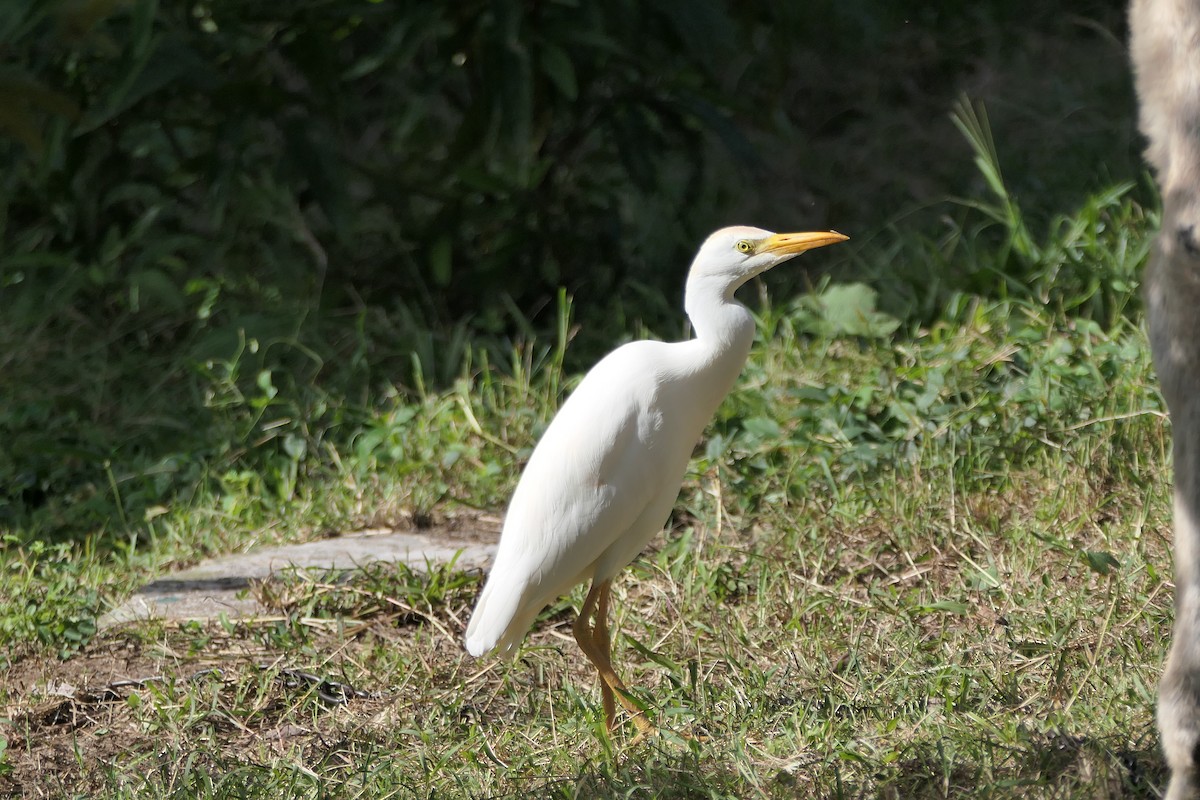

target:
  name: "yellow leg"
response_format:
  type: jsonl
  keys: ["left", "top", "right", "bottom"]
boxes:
{"left": 573, "top": 580, "right": 616, "bottom": 726}
{"left": 572, "top": 579, "right": 655, "bottom": 736}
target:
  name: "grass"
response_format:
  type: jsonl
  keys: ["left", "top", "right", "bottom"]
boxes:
{"left": 0, "top": 208, "right": 1176, "bottom": 796}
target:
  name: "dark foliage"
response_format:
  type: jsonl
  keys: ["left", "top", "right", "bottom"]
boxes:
{"left": 0, "top": 0, "right": 1138, "bottom": 536}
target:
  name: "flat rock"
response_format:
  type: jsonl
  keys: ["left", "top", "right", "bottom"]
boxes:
{"left": 99, "top": 527, "right": 497, "bottom": 628}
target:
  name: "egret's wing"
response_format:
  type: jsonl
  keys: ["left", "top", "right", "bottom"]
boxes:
{"left": 505, "top": 383, "right": 658, "bottom": 571}
{"left": 466, "top": 345, "right": 666, "bottom": 655}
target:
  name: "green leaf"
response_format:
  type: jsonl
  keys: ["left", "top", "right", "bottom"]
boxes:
{"left": 129, "top": 268, "right": 185, "bottom": 313}
{"left": 282, "top": 433, "right": 307, "bottom": 461}
{"left": 917, "top": 600, "right": 969, "bottom": 615}
{"left": 77, "top": 31, "right": 216, "bottom": 132}
{"left": 430, "top": 237, "right": 452, "bottom": 288}
{"left": 704, "top": 433, "right": 727, "bottom": 462}
{"left": 821, "top": 284, "right": 900, "bottom": 338}
{"left": 794, "top": 283, "right": 901, "bottom": 339}
{"left": 740, "top": 417, "right": 782, "bottom": 441}
{"left": 539, "top": 44, "right": 577, "bottom": 100}
{"left": 256, "top": 370, "right": 277, "bottom": 400}
{"left": 1082, "top": 550, "right": 1120, "bottom": 575}
{"left": 625, "top": 634, "right": 681, "bottom": 673}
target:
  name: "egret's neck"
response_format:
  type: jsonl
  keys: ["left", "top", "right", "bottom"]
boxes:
{"left": 683, "top": 273, "right": 756, "bottom": 371}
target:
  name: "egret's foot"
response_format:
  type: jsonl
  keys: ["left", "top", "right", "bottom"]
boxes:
{"left": 601, "top": 702, "right": 656, "bottom": 743}
{"left": 625, "top": 712, "right": 658, "bottom": 747}
{"left": 616, "top": 712, "right": 715, "bottom": 747}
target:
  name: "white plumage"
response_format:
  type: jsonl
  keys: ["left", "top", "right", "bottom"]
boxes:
{"left": 465, "top": 225, "right": 848, "bottom": 734}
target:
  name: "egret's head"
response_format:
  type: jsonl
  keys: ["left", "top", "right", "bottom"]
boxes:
{"left": 689, "top": 225, "right": 848, "bottom": 287}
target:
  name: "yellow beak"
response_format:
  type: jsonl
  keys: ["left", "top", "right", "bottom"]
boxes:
{"left": 757, "top": 230, "right": 849, "bottom": 257}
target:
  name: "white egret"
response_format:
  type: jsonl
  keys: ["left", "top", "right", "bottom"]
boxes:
{"left": 464, "top": 226, "right": 848, "bottom": 734}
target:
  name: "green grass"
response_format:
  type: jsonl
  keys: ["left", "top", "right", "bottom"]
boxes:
{"left": 0, "top": 190, "right": 1175, "bottom": 796}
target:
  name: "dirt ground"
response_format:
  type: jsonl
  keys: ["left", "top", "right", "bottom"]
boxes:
{"left": 2, "top": 614, "right": 395, "bottom": 797}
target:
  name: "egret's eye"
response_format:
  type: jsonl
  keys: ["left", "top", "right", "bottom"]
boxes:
{"left": 735, "top": 240, "right": 753, "bottom": 254}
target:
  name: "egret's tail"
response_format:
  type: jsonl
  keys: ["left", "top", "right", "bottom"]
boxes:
{"left": 465, "top": 579, "right": 533, "bottom": 657}
{"left": 466, "top": 553, "right": 582, "bottom": 657}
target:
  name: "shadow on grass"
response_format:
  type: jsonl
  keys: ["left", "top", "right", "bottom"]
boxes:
{"left": 874, "top": 729, "right": 1168, "bottom": 800}
{"left": 514, "top": 729, "right": 1170, "bottom": 799}
{"left": 517, "top": 747, "right": 750, "bottom": 800}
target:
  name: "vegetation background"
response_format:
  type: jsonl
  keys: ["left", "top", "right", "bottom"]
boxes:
{"left": 0, "top": 0, "right": 1172, "bottom": 797}
{"left": 0, "top": 0, "right": 1140, "bottom": 534}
